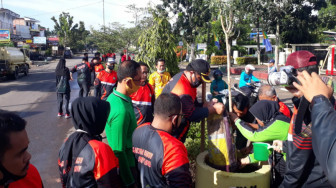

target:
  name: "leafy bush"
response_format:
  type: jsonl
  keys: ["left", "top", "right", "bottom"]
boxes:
{"left": 236, "top": 57, "right": 258, "bottom": 65}
{"left": 211, "top": 56, "right": 232, "bottom": 65}
{"left": 175, "top": 46, "right": 187, "bottom": 60}
{"left": 185, "top": 121, "right": 208, "bottom": 161}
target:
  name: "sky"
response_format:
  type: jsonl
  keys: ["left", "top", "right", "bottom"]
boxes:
{"left": 3, "top": 0, "right": 161, "bottom": 30}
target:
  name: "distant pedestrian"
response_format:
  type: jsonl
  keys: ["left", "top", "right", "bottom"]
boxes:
{"left": 148, "top": 59, "right": 171, "bottom": 98}
{"left": 268, "top": 59, "right": 277, "bottom": 73}
{"left": 55, "top": 58, "right": 71, "bottom": 118}
{"left": 94, "top": 58, "right": 117, "bottom": 100}
{"left": 71, "top": 58, "right": 92, "bottom": 97}
{"left": 84, "top": 52, "right": 89, "bottom": 62}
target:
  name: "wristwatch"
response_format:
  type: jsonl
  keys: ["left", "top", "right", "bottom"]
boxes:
{"left": 310, "top": 95, "right": 328, "bottom": 109}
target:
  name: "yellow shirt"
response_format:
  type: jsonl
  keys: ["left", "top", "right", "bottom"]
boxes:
{"left": 148, "top": 71, "right": 171, "bottom": 98}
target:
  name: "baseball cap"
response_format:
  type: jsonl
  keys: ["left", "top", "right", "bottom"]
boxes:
{"left": 269, "top": 59, "right": 275, "bottom": 63}
{"left": 187, "top": 59, "right": 211, "bottom": 83}
{"left": 285, "top": 51, "right": 317, "bottom": 69}
{"left": 107, "top": 58, "right": 116, "bottom": 63}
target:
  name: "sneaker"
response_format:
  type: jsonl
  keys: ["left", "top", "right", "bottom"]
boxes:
{"left": 57, "top": 113, "right": 63, "bottom": 117}
{"left": 65, "top": 114, "right": 71, "bottom": 119}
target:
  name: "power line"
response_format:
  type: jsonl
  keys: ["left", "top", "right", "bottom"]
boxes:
{"left": 28, "top": 0, "right": 103, "bottom": 17}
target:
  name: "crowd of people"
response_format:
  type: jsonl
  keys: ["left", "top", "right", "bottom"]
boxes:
{"left": 1, "top": 50, "right": 336, "bottom": 187}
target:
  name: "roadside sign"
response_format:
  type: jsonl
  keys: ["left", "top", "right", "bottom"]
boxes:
{"left": 33, "top": 37, "right": 46, "bottom": 44}
{"left": 179, "top": 41, "right": 183, "bottom": 46}
{"left": 197, "top": 43, "right": 207, "bottom": 50}
{"left": 52, "top": 46, "right": 58, "bottom": 51}
{"left": 26, "top": 39, "right": 32, "bottom": 43}
{"left": 0, "top": 29, "right": 10, "bottom": 43}
{"left": 17, "top": 41, "right": 24, "bottom": 47}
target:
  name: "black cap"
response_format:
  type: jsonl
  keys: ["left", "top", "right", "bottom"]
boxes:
{"left": 187, "top": 59, "right": 211, "bottom": 83}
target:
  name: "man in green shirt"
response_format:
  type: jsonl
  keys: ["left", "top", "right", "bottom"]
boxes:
{"left": 105, "top": 60, "right": 142, "bottom": 187}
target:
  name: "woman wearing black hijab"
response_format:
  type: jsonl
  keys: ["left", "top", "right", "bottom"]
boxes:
{"left": 230, "top": 100, "right": 290, "bottom": 187}
{"left": 55, "top": 58, "right": 71, "bottom": 118}
{"left": 58, "top": 97, "right": 122, "bottom": 187}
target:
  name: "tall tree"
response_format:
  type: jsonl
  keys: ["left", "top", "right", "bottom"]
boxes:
{"left": 210, "top": 0, "right": 243, "bottom": 112}
{"left": 137, "top": 12, "right": 179, "bottom": 75}
{"left": 51, "top": 12, "right": 78, "bottom": 48}
{"left": 161, "top": 0, "right": 211, "bottom": 61}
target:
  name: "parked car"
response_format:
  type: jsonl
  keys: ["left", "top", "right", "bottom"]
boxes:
{"left": 64, "top": 50, "right": 73, "bottom": 58}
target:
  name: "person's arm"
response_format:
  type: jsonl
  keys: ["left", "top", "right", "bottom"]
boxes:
{"left": 311, "top": 96, "right": 336, "bottom": 186}
{"left": 148, "top": 73, "right": 155, "bottom": 93}
{"left": 180, "top": 94, "right": 208, "bottom": 122}
{"left": 234, "top": 119, "right": 289, "bottom": 142}
{"left": 105, "top": 111, "right": 134, "bottom": 186}
{"left": 251, "top": 74, "right": 260, "bottom": 82}
{"left": 162, "top": 144, "right": 192, "bottom": 187}
{"left": 93, "top": 141, "right": 123, "bottom": 187}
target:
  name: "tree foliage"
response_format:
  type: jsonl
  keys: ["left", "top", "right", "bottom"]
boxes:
{"left": 136, "top": 12, "right": 179, "bottom": 75}
{"left": 161, "top": 0, "right": 212, "bottom": 60}
{"left": 51, "top": 12, "right": 89, "bottom": 51}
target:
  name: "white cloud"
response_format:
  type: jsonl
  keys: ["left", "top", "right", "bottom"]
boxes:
{"left": 4, "top": 0, "right": 161, "bottom": 30}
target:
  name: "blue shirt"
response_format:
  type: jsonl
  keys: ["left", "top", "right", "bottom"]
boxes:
{"left": 210, "top": 79, "right": 228, "bottom": 94}
{"left": 268, "top": 66, "right": 277, "bottom": 73}
{"left": 239, "top": 71, "right": 260, "bottom": 88}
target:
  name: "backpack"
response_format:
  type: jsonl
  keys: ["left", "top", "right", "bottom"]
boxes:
{"left": 57, "top": 76, "right": 67, "bottom": 93}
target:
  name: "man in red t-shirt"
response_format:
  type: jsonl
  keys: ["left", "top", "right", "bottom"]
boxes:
{"left": 258, "top": 84, "right": 292, "bottom": 118}
{"left": 130, "top": 62, "right": 155, "bottom": 125}
{"left": 94, "top": 58, "right": 117, "bottom": 100}
{"left": 0, "top": 111, "right": 43, "bottom": 188}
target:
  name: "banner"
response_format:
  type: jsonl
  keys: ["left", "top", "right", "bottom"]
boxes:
{"left": 0, "top": 29, "right": 10, "bottom": 43}
{"left": 262, "top": 31, "right": 272, "bottom": 52}
{"left": 33, "top": 37, "right": 46, "bottom": 44}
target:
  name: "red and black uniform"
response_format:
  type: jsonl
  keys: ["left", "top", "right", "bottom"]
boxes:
{"left": 94, "top": 70, "right": 117, "bottom": 100}
{"left": 1, "top": 164, "right": 43, "bottom": 188}
{"left": 71, "top": 62, "right": 92, "bottom": 97}
{"left": 281, "top": 97, "right": 333, "bottom": 187}
{"left": 132, "top": 123, "right": 192, "bottom": 187}
{"left": 94, "top": 63, "right": 104, "bottom": 75}
{"left": 59, "top": 138, "right": 121, "bottom": 187}
{"left": 278, "top": 100, "right": 292, "bottom": 119}
{"left": 162, "top": 72, "right": 209, "bottom": 142}
{"left": 58, "top": 97, "right": 122, "bottom": 188}
{"left": 130, "top": 83, "right": 155, "bottom": 125}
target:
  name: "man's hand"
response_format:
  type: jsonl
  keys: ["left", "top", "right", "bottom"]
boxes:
{"left": 213, "top": 102, "right": 224, "bottom": 115}
{"left": 272, "top": 140, "right": 283, "bottom": 153}
{"left": 293, "top": 71, "right": 332, "bottom": 102}
{"left": 228, "top": 112, "right": 239, "bottom": 122}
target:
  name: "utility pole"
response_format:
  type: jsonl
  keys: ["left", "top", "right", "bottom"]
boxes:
{"left": 1, "top": 0, "right": 3, "bottom": 8}
{"left": 103, "top": 0, "right": 105, "bottom": 32}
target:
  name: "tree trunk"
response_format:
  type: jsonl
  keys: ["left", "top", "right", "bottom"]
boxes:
{"left": 275, "top": 21, "right": 280, "bottom": 70}
{"left": 225, "top": 34, "right": 232, "bottom": 112}
{"left": 190, "top": 43, "right": 195, "bottom": 61}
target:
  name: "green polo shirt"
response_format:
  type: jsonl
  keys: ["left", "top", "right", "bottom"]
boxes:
{"left": 105, "top": 88, "right": 137, "bottom": 186}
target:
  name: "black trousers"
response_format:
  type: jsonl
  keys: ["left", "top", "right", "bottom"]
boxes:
{"left": 57, "top": 92, "right": 70, "bottom": 114}
{"left": 78, "top": 81, "right": 90, "bottom": 97}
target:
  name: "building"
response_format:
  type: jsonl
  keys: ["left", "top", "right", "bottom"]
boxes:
{"left": 13, "top": 17, "right": 41, "bottom": 39}
{"left": 0, "top": 8, "right": 20, "bottom": 39}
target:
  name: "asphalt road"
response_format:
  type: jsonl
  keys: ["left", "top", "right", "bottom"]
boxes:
{"left": 0, "top": 56, "right": 294, "bottom": 187}
{"left": 0, "top": 55, "right": 85, "bottom": 187}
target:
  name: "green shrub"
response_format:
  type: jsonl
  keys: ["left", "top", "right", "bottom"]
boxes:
{"left": 185, "top": 121, "right": 208, "bottom": 161}
{"left": 211, "top": 55, "right": 232, "bottom": 65}
{"left": 236, "top": 57, "right": 257, "bottom": 65}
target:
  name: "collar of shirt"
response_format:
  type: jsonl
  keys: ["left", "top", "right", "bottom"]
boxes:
{"left": 112, "top": 88, "right": 132, "bottom": 103}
